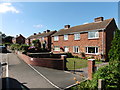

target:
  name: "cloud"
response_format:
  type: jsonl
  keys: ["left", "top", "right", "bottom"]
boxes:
{"left": 83, "top": 22, "right": 89, "bottom": 24}
{"left": 0, "top": 3, "right": 20, "bottom": 13}
{"left": 33, "top": 24, "right": 43, "bottom": 28}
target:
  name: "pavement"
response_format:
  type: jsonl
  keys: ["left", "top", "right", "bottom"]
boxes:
{"left": 0, "top": 53, "right": 86, "bottom": 89}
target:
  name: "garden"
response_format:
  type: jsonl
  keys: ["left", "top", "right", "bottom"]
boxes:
{"left": 70, "top": 29, "right": 120, "bottom": 89}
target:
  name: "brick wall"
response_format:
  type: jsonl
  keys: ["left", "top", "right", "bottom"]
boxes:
{"left": 17, "top": 53, "right": 67, "bottom": 70}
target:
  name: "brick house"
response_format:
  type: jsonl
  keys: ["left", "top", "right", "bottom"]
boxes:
{"left": 12, "top": 34, "right": 26, "bottom": 44}
{"left": 51, "top": 17, "right": 117, "bottom": 60}
{"left": 27, "top": 30, "right": 56, "bottom": 51}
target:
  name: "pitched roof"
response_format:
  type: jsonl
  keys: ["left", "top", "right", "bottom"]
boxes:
{"left": 52, "top": 18, "right": 114, "bottom": 36}
{"left": 28, "top": 31, "right": 56, "bottom": 39}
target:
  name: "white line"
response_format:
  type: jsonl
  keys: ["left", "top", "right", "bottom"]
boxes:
{"left": 6, "top": 63, "right": 8, "bottom": 77}
{"left": 28, "top": 64, "right": 62, "bottom": 90}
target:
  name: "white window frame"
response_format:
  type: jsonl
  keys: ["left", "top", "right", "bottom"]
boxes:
{"left": 88, "top": 31, "right": 99, "bottom": 39}
{"left": 86, "top": 46, "right": 99, "bottom": 54}
{"left": 74, "top": 33, "right": 80, "bottom": 40}
{"left": 64, "top": 35, "right": 68, "bottom": 40}
{"left": 64, "top": 46, "right": 69, "bottom": 52}
{"left": 54, "top": 36, "right": 59, "bottom": 41}
{"left": 42, "top": 37, "right": 44, "bottom": 41}
{"left": 54, "top": 46, "right": 60, "bottom": 51}
{"left": 73, "top": 46, "right": 79, "bottom": 53}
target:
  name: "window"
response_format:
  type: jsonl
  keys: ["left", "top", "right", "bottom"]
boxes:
{"left": 86, "top": 47, "right": 98, "bottom": 54}
{"left": 88, "top": 31, "right": 99, "bottom": 39}
{"left": 42, "top": 37, "right": 44, "bottom": 41}
{"left": 73, "top": 46, "right": 79, "bottom": 53}
{"left": 54, "top": 36, "right": 59, "bottom": 41}
{"left": 64, "top": 35, "right": 68, "bottom": 40}
{"left": 64, "top": 46, "right": 69, "bottom": 52}
{"left": 74, "top": 33, "right": 80, "bottom": 40}
{"left": 54, "top": 46, "right": 60, "bottom": 51}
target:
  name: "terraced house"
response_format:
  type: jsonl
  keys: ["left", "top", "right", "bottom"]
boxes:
{"left": 52, "top": 17, "right": 117, "bottom": 60}
{"left": 26, "top": 30, "right": 56, "bottom": 51}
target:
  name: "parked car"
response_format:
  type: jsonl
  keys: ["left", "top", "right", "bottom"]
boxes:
{"left": 0, "top": 46, "right": 7, "bottom": 53}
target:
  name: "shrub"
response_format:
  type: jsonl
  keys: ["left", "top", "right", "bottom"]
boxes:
{"left": 10, "top": 44, "right": 21, "bottom": 50}
{"left": 66, "top": 52, "right": 73, "bottom": 58}
{"left": 19, "top": 44, "right": 29, "bottom": 51}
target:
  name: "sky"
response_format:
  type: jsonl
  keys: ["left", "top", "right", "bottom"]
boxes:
{"left": 0, "top": 2, "right": 119, "bottom": 38}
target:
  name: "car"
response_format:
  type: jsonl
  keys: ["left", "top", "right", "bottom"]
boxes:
{"left": 0, "top": 46, "right": 7, "bottom": 53}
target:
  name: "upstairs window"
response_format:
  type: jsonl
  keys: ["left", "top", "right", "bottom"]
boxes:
{"left": 88, "top": 31, "right": 99, "bottom": 39}
{"left": 74, "top": 33, "right": 80, "bottom": 40}
{"left": 86, "top": 47, "right": 98, "bottom": 54}
{"left": 54, "top": 36, "right": 59, "bottom": 41}
{"left": 64, "top": 35, "right": 68, "bottom": 40}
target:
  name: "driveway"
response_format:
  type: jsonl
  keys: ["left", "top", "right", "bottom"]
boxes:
{"left": 1, "top": 53, "right": 86, "bottom": 89}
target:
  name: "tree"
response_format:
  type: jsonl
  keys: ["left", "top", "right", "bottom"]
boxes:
{"left": 108, "top": 29, "right": 120, "bottom": 88}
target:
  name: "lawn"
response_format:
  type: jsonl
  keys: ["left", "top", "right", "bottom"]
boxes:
{"left": 66, "top": 58, "right": 103, "bottom": 70}
{"left": 66, "top": 58, "right": 88, "bottom": 70}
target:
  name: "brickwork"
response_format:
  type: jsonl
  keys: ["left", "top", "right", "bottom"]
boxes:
{"left": 52, "top": 19, "right": 117, "bottom": 60}
{"left": 17, "top": 53, "right": 66, "bottom": 70}
{"left": 88, "top": 59, "right": 95, "bottom": 80}
{"left": 52, "top": 31, "right": 105, "bottom": 59}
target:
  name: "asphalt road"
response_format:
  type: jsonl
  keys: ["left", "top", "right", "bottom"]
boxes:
{"left": 0, "top": 53, "right": 86, "bottom": 89}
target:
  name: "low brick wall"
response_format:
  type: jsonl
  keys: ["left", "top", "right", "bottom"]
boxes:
{"left": 17, "top": 53, "right": 67, "bottom": 70}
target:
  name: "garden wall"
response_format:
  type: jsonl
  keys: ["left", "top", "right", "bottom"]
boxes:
{"left": 17, "top": 52, "right": 67, "bottom": 70}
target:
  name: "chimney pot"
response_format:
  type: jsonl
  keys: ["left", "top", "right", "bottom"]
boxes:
{"left": 94, "top": 17, "right": 104, "bottom": 22}
{"left": 38, "top": 32, "right": 41, "bottom": 34}
{"left": 34, "top": 33, "right": 36, "bottom": 35}
{"left": 64, "top": 25, "right": 70, "bottom": 29}
{"left": 44, "top": 31, "right": 46, "bottom": 33}
{"left": 47, "top": 30, "right": 50, "bottom": 32}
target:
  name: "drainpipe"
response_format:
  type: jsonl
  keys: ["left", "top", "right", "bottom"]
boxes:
{"left": 102, "top": 29, "right": 105, "bottom": 60}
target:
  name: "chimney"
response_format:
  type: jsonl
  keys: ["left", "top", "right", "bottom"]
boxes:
{"left": 94, "top": 17, "right": 104, "bottom": 22}
{"left": 44, "top": 31, "right": 46, "bottom": 33}
{"left": 16, "top": 35, "right": 18, "bottom": 37}
{"left": 34, "top": 33, "right": 36, "bottom": 35}
{"left": 47, "top": 30, "right": 50, "bottom": 33}
{"left": 38, "top": 32, "right": 41, "bottom": 34}
{"left": 64, "top": 25, "right": 70, "bottom": 29}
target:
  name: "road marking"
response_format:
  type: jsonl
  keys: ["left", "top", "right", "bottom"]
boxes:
{"left": 28, "top": 64, "right": 62, "bottom": 90}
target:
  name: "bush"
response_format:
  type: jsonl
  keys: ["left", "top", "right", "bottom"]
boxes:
{"left": 19, "top": 44, "right": 29, "bottom": 51}
{"left": 66, "top": 52, "right": 73, "bottom": 58}
{"left": 10, "top": 44, "right": 21, "bottom": 50}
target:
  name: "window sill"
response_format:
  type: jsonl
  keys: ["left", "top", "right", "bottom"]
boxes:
{"left": 73, "top": 52, "right": 79, "bottom": 54}
{"left": 88, "top": 38, "right": 99, "bottom": 40}
{"left": 54, "top": 50, "right": 60, "bottom": 52}
{"left": 85, "top": 53, "right": 100, "bottom": 55}
{"left": 74, "top": 39, "right": 80, "bottom": 41}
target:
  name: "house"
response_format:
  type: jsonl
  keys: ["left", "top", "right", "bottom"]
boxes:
{"left": 27, "top": 30, "right": 57, "bottom": 51}
{"left": 12, "top": 34, "right": 26, "bottom": 44}
{"left": 51, "top": 17, "right": 117, "bottom": 60}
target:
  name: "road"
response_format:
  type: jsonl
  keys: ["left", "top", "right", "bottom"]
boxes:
{"left": 0, "top": 53, "right": 85, "bottom": 89}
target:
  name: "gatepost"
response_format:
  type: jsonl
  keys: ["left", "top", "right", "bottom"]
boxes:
{"left": 61, "top": 55, "right": 67, "bottom": 70}
{"left": 88, "top": 59, "right": 95, "bottom": 80}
